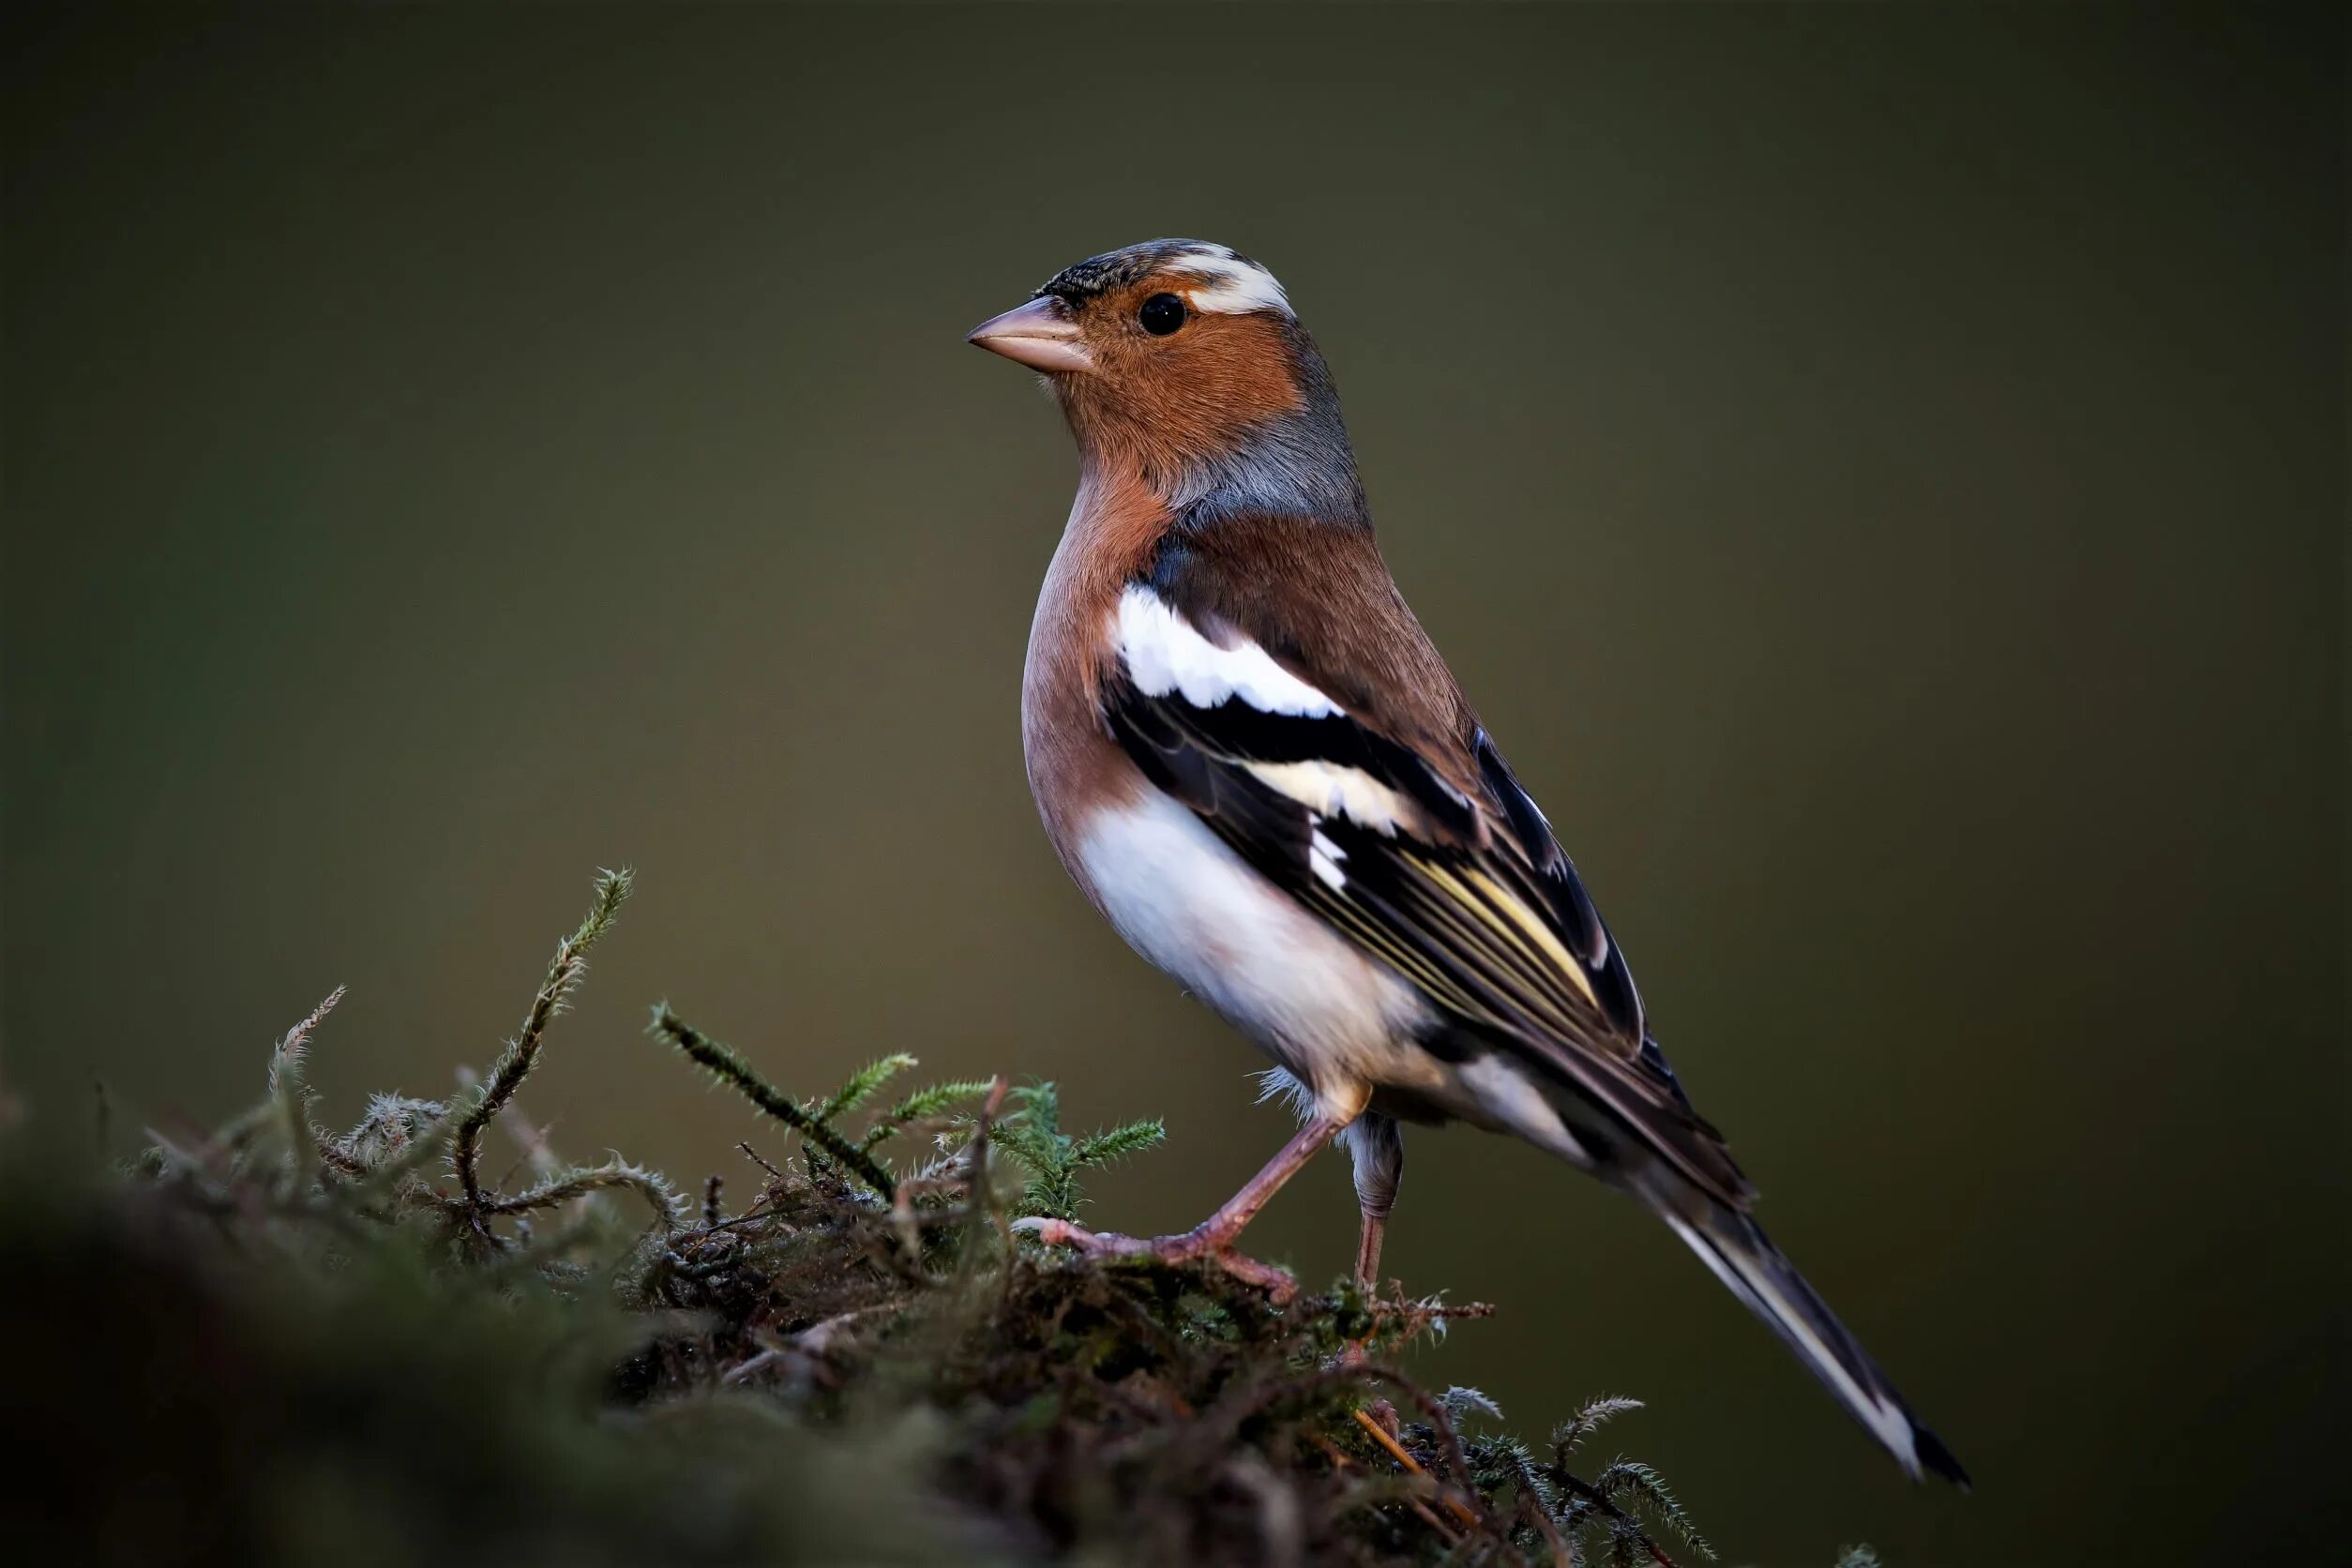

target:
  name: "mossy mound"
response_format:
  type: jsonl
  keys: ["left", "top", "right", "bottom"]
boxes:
{"left": 3, "top": 871, "right": 1719, "bottom": 1568}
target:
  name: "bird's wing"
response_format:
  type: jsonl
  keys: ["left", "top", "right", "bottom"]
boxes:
{"left": 1106, "top": 532, "right": 1752, "bottom": 1209}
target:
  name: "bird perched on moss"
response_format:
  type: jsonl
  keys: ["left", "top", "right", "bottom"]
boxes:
{"left": 969, "top": 238, "right": 1967, "bottom": 1486}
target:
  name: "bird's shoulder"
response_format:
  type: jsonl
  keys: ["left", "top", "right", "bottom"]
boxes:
{"left": 1132, "top": 514, "right": 1485, "bottom": 801}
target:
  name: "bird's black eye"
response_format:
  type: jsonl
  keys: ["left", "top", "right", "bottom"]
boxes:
{"left": 1138, "top": 293, "right": 1186, "bottom": 336}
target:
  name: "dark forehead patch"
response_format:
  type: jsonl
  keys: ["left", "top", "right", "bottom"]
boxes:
{"left": 1035, "top": 238, "right": 1250, "bottom": 303}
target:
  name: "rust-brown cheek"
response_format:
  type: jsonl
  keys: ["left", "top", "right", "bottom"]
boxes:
{"left": 1058, "top": 311, "right": 1305, "bottom": 500}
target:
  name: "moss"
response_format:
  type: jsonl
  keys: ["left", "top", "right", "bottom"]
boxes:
{"left": 1, "top": 870, "right": 1774, "bottom": 1568}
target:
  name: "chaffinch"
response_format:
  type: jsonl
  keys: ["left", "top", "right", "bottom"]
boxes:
{"left": 969, "top": 238, "right": 1965, "bottom": 1485}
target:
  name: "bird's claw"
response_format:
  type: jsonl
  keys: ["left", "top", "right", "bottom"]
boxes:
{"left": 1007, "top": 1215, "right": 1142, "bottom": 1256}
{"left": 1010, "top": 1216, "right": 1296, "bottom": 1302}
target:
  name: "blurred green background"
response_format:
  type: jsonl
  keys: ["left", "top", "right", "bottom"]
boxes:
{"left": 5, "top": 6, "right": 2342, "bottom": 1564}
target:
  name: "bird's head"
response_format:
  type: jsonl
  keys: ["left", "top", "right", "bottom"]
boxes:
{"left": 969, "top": 239, "right": 1363, "bottom": 522}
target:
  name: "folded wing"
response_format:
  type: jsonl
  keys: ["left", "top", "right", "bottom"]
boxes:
{"left": 1100, "top": 577, "right": 1752, "bottom": 1209}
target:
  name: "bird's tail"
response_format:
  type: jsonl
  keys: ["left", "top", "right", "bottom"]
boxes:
{"left": 1652, "top": 1196, "right": 1969, "bottom": 1486}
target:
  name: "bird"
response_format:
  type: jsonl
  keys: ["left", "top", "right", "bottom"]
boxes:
{"left": 967, "top": 237, "right": 1967, "bottom": 1486}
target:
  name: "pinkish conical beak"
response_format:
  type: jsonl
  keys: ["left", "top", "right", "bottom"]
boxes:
{"left": 966, "top": 295, "right": 1092, "bottom": 373}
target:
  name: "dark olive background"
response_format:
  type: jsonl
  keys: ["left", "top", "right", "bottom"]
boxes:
{"left": 5, "top": 6, "right": 2343, "bottom": 1564}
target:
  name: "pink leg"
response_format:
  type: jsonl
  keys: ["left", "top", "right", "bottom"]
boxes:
{"left": 1016, "top": 1112, "right": 1348, "bottom": 1298}
{"left": 1344, "top": 1204, "right": 1402, "bottom": 1431}
{"left": 1353, "top": 1203, "right": 1390, "bottom": 1293}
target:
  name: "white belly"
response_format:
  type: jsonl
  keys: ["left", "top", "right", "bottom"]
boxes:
{"left": 1074, "top": 787, "right": 1441, "bottom": 1117}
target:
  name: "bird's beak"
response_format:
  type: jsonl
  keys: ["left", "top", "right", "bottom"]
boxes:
{"left": 966, "top": 295, "right": 1092, "bottom": 373}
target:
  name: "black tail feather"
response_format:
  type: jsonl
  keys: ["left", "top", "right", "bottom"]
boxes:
{"left": 1657, "top": 1199, "right": 1967, "bottom": 1485}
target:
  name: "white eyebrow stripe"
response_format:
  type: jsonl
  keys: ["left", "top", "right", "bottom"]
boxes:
{"left": 1114, "top": 584, "right": 1336, "bottom": 716}
{"left": 1169, "top": 245, "right": 1293, "bottom": 317}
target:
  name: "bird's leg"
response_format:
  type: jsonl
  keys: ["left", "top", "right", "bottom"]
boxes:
{"left": 1345, "top": 1199, "right": 1404, "bottom": 1435}
{"left": 1342, "top": 1195, "right": 1398, "bottom": 1422}
{"left": 1353, "top": 1202, "right": 1391, "bottom": 1295}
{"left": 1015, "top": 1111, "right": 1349, "bottom": 1297}
{"left": 1337, "top": 1112, "right": 1403, "bottom": 1411}
{"left": 1344, "top": 1110, "right": 1404, "bottom": 1296}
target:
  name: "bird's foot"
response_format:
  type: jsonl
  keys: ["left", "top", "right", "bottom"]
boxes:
{"left": 1011, "top": 1216, "right": 1297, "bottom": 1302}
